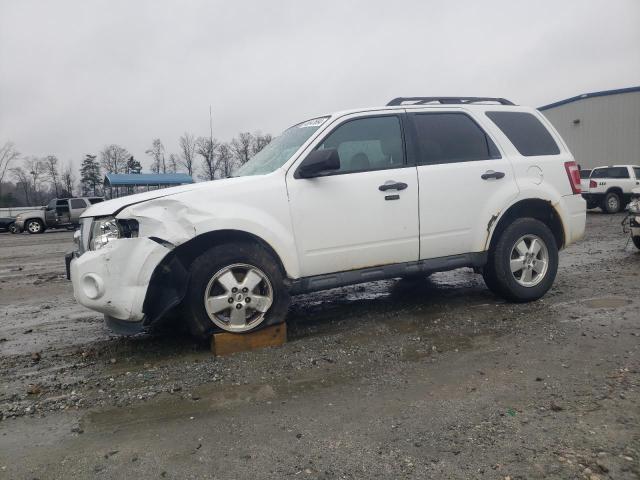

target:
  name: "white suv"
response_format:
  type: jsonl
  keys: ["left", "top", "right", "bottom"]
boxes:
{"left": 581, "top": 165, "right": 640, "bottom": 213}
{"left": 67, "top": 97, "right": 586, "bottom": 338}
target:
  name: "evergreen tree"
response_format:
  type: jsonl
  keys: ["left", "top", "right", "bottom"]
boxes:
{"left": 80, "top": 154, "right": 101, "bottom": 196}
{"left": 125, "top": 156, "right": 142, "bottom": 174}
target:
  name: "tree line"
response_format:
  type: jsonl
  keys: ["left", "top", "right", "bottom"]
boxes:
{"left": 0, "top": 131, "right": 271, "bottom": 207}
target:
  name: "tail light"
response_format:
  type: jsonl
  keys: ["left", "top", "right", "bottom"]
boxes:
{"left": 589, "top": 180, "right": 597, "bottom": 189}
{"left": 564, "top": 161, "right": 581, "bottom": 194}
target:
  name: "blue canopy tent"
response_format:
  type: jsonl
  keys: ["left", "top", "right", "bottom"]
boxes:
{"left": 104, "top": 173, "right": 194, "bottom": 198}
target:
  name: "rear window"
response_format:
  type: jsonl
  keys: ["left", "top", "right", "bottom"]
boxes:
{"left": 88, "top": 198, "right": 104, "bottom": 204}
{"left": 70, "top": 199, "right": 87, "bottom": 209}
{"left": 634, "top": 167, "right": 640, "bottom": 179}
{"left": 591, "top": 167, "right": 630, "bottom": 179}
{"left": 486, "top": 111, "right": 560, "bottom": 156}
{"left": 413, "top": 113, "right": 501, "bottom": 165}
{"left": 579, "top": 169, "right": 591, "bottom": 179}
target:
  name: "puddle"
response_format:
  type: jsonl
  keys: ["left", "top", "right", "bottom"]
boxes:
{"left": 583, "top": 297, "right": 632, "bottom": 309}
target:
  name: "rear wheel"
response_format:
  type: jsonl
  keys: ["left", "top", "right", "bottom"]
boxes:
{"left": 184, "top": 242, "right": 290, "bottom": 340}
{"left": 26, "top": 219, "right": 44, "bottom": 234}
{"left": 602, "top": 191, "right": 622, "bottom": 214}
{"left": 633, "top": 236, "right": 640, "bottom": 250}
{"left": 586, "top": 200, "right": 598, "bottom": 210}
{"left": 483, "top": 218, "right": 558, "bottom": 302}
{"left": 8, "top": 223, "right": 18, "bottom": 234}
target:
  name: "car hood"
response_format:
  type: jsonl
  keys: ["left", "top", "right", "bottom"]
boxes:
{"left": 81, "top": 182, "right": 210, "bottom": 218}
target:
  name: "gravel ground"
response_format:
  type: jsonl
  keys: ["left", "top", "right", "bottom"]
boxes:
{"left": 0, "top": 213, "right": 639, "bottom": 479}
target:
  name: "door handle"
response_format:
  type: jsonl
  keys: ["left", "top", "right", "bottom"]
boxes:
{"left": 481, "top": 170, "right": 505, "bottom": 180}
{"left": 379, "top": 181, "right": 408, "bottom": 191}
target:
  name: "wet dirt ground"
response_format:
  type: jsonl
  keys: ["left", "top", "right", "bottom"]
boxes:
{"left": 0, "top": 213, "right": 639, "bottom": 479}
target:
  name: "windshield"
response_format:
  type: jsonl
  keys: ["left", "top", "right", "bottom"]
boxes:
{"left": 233, "top": 116, "right": 329, "bottom": 177}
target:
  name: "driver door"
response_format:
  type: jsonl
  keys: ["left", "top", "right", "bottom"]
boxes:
{"left": 286, "top": 113, "right": 419, "bottom": 277}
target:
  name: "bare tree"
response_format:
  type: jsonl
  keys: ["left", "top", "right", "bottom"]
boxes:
{"left": 10, "top": 166, "right": 32, "bottom": 205}
{"left": 216, "top": 143, "right": 236, "bottom": 179}
{"left": 61, "top": 162, "right": 76, "bottom": 197}
{"left": 196, "top": 137, "right": 219, "bottom": 181}
{"left": 178, "top": 132, "right": 196, "bottom": 177}
{"left": 167, "top": 153, "right": 178, "bottom": 174}
{"left": 100, "top": 144, "right": 130, "bottom": 174}
{"left": 146, "top": 139, "right": 166, "bottom": 174}
{"left": 0, "top": 141, "right": 20, "bottom": 198}
{"left": 24, "top": 157, "right": 46, "bottom": 204}
{"left": 43, "top": 155, "right": 60, "bottom": 196}
{"left": 252, "top": 132, "right": 273, "bottom": 155}
{"left": 230, "top": 132, "right": 254, "bottom": 166}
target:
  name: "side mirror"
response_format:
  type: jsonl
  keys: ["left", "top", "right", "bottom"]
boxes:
{"left": 296, "top": 149, "right": 341, "bottom": 178}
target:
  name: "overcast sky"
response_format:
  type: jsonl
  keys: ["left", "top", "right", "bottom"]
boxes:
{"left": 1, "top": 0, "right": 639, "bottom": 171}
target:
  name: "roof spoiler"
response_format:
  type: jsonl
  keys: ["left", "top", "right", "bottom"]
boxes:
{"left": 387, "top": 97, "right": 515, "bottom": 106}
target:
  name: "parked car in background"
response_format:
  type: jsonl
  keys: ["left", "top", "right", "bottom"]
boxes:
{"left": 0, "top": 216, "right": 17, "bottom": 233}
{"left": 68, "top": 97, "right": 586, "bottom": 338}
{"left": 15, "top": 197, "right": 104, "bottom": 234}
{"left": 581, "top": 165, "right": 640, "bottom": 213}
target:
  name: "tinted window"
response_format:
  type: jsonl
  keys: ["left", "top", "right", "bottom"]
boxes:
{"left": 634, "top": 167, "right": 640, "bottom": 179}
{"left": 56, "top": 199, "right": 68, "bottom": 206}
{"left": 317, "top": 116, "right": 404, "bottom": 173}
{"left": 413, "top": 113, "right": 500, "bottom": 165}
{"left": 486, "top": 111, "right": 560, "bottom": 156}
{"left": 579, "top": 169, "right": 591, "bottom": 179}
{"left": 591, "top": 167, "right": 630, "bottom": 179}
{"left": 70, "top": 199, "right": 86, "bottom": 209}
{"left": 88, "top": 198, "right": 104, "bottom": 204}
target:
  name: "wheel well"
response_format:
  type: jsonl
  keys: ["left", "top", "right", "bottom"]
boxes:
{"left": 142, "top": 229, "right": 287, "bottom": 327}
{"left": 605, "top": 187, "right": 623, "bottom": 197}
{"left": 171, "top": 229, "right": 286, "bottom": 277}
{"left": 489, "top": 199, "right": 565, "bottom": 251}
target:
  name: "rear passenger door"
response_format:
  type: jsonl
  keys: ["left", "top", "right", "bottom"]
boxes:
{"left": 409, "top": 110, "right": 519, "bottom": 259}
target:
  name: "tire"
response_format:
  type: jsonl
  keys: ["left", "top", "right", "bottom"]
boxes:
{"left": 602, "top": 191, "right": 622, "bottom": 214}
{"left": 633, "top": 236, "right": 640, "bottom": 250}
{"left": 8, "top": 223, "right": 18, "bottom": 234}
{"left": 25, "top": 219, "right": 44, "bottom": 234}
{"left": 183, "top": 242, "right": 290, "bottom": 340}
{"left": 586, "top": 200, "right": 598, "bottom": 210}
{"left": 483, "top": 218, "right": 558, "bottom": 302}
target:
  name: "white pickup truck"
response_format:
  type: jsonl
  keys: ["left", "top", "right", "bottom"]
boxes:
{"left": 581, "top": 165, "right": 640, "bottom": 213}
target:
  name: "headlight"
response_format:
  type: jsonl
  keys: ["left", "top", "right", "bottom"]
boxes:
{"left": 89, "top": 217, "right": 138, "bottom": 251}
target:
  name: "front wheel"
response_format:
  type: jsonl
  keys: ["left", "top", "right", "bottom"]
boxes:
{"left": 8, "top": 223, "right": 18, "bottom": 234}
{"left": 483, "top": 218, "right": 558, "bottom": 302}
{"left": 184, "top": 242, "right": 290, "bottom": 340}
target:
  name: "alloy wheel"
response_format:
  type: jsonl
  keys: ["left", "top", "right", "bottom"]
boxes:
{"left": 509, "top": 234, "right": 549, "bottom": 287}
{"left": 203, "top": 263, "right": 273, "bottom": 332}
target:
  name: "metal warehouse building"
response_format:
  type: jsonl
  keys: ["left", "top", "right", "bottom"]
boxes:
{"left": 539, "top": 86, "right": 640, "bottom": 170}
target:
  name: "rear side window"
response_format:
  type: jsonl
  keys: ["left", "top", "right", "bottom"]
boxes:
{"left": 591, "top": 167, "right": 630, "bottom": 179}
{"left": 412, "top": 113, "right": 500, "bottom": 165}
{"left": 70, "top": 199, "right": 87, "bottom": 209}
{"left": 634, "top": 167, "right": 640, "bottom": 179}
{"left": 486, "top": 111, "right": 560, "bottom": 156}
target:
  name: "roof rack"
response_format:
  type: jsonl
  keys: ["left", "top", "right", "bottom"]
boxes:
{"left": 387, "top": 97, "right": 515, "bottom": 106}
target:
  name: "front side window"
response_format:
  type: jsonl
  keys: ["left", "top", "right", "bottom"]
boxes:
{"left": 70, "top": 199, "right": 86, "bottom": 209}
{"left": 233, "top": 116, "right": 329, "bottom": 177}
{"left": 486, "top": 111, "right": 560, "bottom": 156}
{"left": 413, "top": 113, "right": 500, "bottom": 165}
{"left": 315, "top": 116, "right": 405, "bottom": 174}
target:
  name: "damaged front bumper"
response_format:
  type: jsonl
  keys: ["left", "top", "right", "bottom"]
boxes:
{"left": 69, "top": 237, "right": 172, "bottom": 328}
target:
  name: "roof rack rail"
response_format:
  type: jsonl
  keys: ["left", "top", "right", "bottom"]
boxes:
{"left": 387, "top": 96, "right": 515, "bottom": 106}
